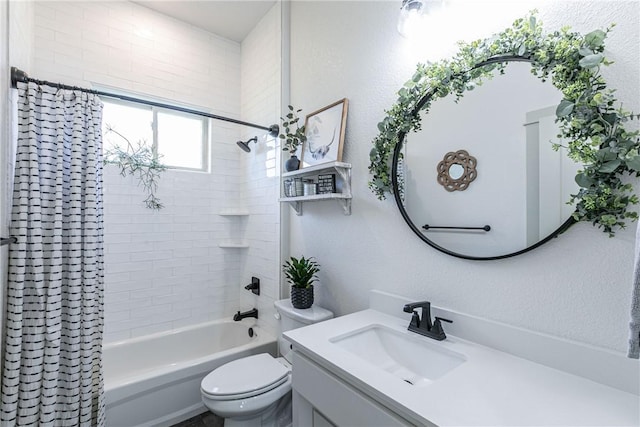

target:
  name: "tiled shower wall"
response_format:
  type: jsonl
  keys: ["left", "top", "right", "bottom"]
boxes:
{"left": 30, "top": 1, "right": 263, "bottom": 342}
{"left": 239, "top": 4, "right": 282, "bottom": 337}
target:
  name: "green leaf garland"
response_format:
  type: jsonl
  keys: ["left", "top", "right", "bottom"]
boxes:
{"left": 369, "top": 13, "right": 639, "bottom": 236}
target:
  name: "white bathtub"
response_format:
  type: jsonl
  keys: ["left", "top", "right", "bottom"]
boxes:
{"left": 103, "top": 319, "right": 277, "bottom": 427}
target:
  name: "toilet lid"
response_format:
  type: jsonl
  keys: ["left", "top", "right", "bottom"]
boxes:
{"left": 201, "top": 353, "right": 289, "bottom": 399}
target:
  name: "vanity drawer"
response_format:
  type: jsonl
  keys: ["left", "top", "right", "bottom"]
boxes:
{"left": 292, "top": 350, "right": 418, "bottom": 427}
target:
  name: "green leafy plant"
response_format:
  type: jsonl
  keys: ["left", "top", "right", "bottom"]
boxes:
{"left": 283, "top": 256, "right": 320, "bottom": 289}
{"left": 103, "top": 125, "right": 168, "bottom": 210}
{"left": 279, "top": 105, "right": 307, "bottom": 153}
{"left": 369, "top": 12, "right": 639, "bottom": 236}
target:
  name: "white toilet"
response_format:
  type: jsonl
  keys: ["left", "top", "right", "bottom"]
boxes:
{"left": 200, "top": 299, "right": 333, "bottom": 427}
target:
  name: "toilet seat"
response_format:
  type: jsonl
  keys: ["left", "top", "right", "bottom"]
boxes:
{"left": 201, "top": 353, "right": 290, "bottom": 401}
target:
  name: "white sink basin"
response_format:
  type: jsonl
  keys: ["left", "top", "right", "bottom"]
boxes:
{"left": 329, "top": 324, "right": 466, "bottom": 386}
{"left": 285, "top": 302, "right": 639, "bottom": 427}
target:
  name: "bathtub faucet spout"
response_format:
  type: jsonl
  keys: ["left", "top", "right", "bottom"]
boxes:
{"left": 233, "top": 308, "right": 258, "bottom": 321}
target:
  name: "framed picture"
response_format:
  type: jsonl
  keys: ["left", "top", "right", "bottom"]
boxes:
{"left": 301, "top": 98, "right": 348, "bottom": 168}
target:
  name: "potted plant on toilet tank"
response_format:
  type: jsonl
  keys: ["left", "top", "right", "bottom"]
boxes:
{"left": 283, "top": 255, "right": 319, "bottom": 309}
{"left": 280, "top": 105, "right": 306, "bottom": 172}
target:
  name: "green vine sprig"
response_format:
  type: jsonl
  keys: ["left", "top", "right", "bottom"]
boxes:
{"left": 279, "top": 105, "right": 307, "bottom": 153}
{"left": 103, "top": 125, "right": 168, "bottom": 210}
{"left": 369, "top": 13, "right": 640, "bottom": 236}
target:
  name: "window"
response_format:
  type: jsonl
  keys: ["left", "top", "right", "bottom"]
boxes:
{"left": 101, "top": 98, "right": 209, "bottom": 172}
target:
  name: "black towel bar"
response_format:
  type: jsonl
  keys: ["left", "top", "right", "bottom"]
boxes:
{"left": 422, "top": 225, "right": 491, "bottom": 232}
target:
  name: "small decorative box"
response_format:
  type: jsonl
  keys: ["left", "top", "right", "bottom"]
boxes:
{"left": 317, "top": 174, "right": 336, "bottom": 194}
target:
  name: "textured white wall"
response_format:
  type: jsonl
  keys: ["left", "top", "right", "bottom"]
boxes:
{"left": 289, "top": 0, "right": 640, "bottom": 353}
{"left": 1, "top": 0, "right": 8, "bottom": 363}
{"left": 3, "top": 0, "right": 34, "bottom": 361}
{"left": 8, "top": 0, "right": 32, "bottom": 73}
{"left": 239, "top": 3, "right": 282, "bottom": 338}
{"left": 31, "top": 1, "right": 246, "bottom": 342}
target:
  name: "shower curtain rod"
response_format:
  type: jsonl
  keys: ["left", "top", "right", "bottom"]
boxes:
{"left": 10, "top": 67, "right": 280, "bottom": 137}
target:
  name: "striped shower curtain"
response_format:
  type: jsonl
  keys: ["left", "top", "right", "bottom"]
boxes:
{"left": 1, "top": 83, "right": 106, "bottom": 426}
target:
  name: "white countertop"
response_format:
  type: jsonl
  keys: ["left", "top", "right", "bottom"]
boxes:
{"left": 285, "top": 309, "right": 640, "bottom": 426}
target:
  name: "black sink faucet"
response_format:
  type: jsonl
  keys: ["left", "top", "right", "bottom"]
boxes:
{"left": 403, "top": 301, "right": 452, "bottom": 341}
{"left": 233, "top": 308, "right": 258, "bottom": 321}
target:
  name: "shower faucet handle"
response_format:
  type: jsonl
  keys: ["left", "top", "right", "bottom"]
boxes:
{"left": 244, "top": 277, "right": 260, "bottom": 295}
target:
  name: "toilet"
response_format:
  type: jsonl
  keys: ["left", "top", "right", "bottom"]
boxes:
{"left": 200, "top": 299, "right": 333, "bottom": 427}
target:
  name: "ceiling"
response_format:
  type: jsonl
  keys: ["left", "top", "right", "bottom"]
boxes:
{"left": 133, "top": 0, "right": 277, "bottom": 42}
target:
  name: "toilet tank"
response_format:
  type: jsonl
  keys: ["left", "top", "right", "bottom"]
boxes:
{"left": 274, "top": 299, "right": 333, "bottom": 363}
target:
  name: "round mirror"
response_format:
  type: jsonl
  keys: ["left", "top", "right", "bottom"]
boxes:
{"left": 448, "top": 164, "right": 464, "bottom": 180}
{"left": 394, "top": 59, "right": 578, "bottom": 260}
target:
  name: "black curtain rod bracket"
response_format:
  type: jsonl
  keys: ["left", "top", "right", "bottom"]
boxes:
{"left": 10, "top": 67, "right": 279, "bottom": 137}
{"left": 1, "top": 237, "right": 17, "bottom": 246}
{"left": 11, "top": 67, "right": 27, "bottom": 89}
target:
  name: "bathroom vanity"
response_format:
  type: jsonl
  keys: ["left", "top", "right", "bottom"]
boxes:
{"left": 284, "top": 291, "right": 640, "bottom": 427}
{"left": 291, "top": 350, "right": 414, "bottom": 426}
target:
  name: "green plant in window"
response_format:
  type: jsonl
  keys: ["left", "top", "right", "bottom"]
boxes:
{"left": 368, "top": 12, "right": 640, "bottom": 236}
{"left": 103, "top": 125, "right": 168, "bottom": 210}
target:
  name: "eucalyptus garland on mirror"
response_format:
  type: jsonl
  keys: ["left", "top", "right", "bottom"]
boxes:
{"left": 103, "top": 125, "right": 168, "bottom": 210}
{"left": 368, "top": 12, "right": 640, "bottom": 236}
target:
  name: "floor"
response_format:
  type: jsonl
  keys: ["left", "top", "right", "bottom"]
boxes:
{"left": 170, "top": 412, "right": 224, "bottom": 427}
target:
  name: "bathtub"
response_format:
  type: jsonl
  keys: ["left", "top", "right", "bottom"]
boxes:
{"left": 103, "top": 319, "right": 277, "bottom": 427}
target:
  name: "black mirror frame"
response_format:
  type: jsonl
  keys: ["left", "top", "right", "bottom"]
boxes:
{"left": 391, "top": 55, "right": 576, "bottom": 261}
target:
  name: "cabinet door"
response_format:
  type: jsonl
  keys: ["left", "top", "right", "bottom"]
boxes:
{"left": 313, "top": 409, "right": 336, "bottom": 427}
{"left": 292, "top": 351, "right": 415, "bottom": 426}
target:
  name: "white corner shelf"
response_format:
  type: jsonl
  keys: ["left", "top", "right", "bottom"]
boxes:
{"left": 218, "top": 240, "right": 249, "bottom": 248}
{"left": 280, "top": 161, "right": 352, "bottom": 216}
{"left": 218, "top": 209, "right": 249, "bottom": 247}
{"left": 218, "top": 209, "right": 250, "bottom": 216}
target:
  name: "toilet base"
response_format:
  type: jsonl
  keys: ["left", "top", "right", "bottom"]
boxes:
{"left": 217, "top": 391, "right": 291, "bottom": 427}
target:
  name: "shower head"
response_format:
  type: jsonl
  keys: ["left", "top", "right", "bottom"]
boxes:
{"left": 237, "top": 140, "right": 251, "bottom": 152}
{"left": 237, "top": 136, "right": 258, "bottom": 153}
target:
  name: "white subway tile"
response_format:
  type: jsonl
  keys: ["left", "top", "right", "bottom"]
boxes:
{"left": 106, "top": 260, "right": 154, "bottom": 274}
{"left": 104, "top": 252, "right": 130, "bottom": 264}
{"left": 130, "top": 250, "right": 172, "bottom": 262}
{"left": 110, "top": 295, "right": 152, "bottom": 312}
{"left": 104, "top": 309, "right": 130, "bottom": 323}
{"left": 104, "top": 272, "right": 130, "bottom": 284}
{"left": 127, "top": 270, "right": 158, "bottom": 284}
{"left": 104, "top": 319, "right": 135, "bottom": 334}
{"left": 32, "top": 0, "right": 280, "bottom": 342}
{"left": 130, "top": 286, "right": 172, "bottom": 301}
